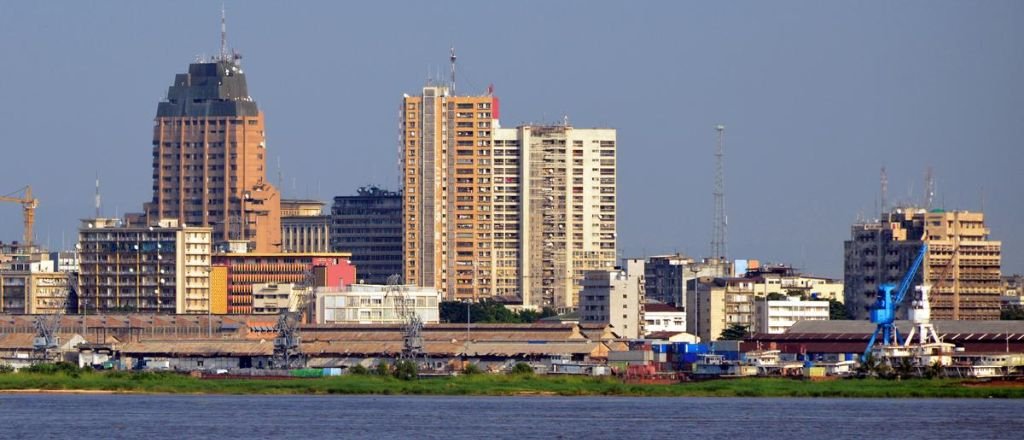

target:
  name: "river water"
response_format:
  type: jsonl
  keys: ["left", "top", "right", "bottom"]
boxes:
{"left": 1, "top": 394, "right": 1019, "bottom": 439}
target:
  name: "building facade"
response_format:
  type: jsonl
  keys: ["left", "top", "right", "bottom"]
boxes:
{"left": 644, "top": 254, "right": 727, "bottom": 307}
{"left": 844, "top": 208, "right": 1002, "bottom": 320}
{"left": 77, "top": 218, "right": 213, "bottom": 314}
{"left": 402, "top": 85, "right": 499, "bottom": 301}
{"left": 688, "top": 277, "right": 756, "bottom": 342}
{"left": 642, "top": 303, "right": 687, "bottom": 335}
{"left": 515, "top": 125, "right": 617, "bottom": 309}
{"left": 579, "top": 259, "right": 645, "bottom": 339}
{"left": 280, "top": 200, "right": 329, "bottom": 253}
{"left": 143, "top": 54, "right": 281, "bottom": 253}
{"left": 211, "top": 252, "right": 355, "bottom": 314}
{"left": 251, "top": 282, "right": 308, "bottom": 314}
{"left": 314, "top": 284, "right": 441, "bottom": 324}
{"left": 330, "top": 187, "right": 403, "bottom": 285}
{"left": 401, "top": 84, "right": 617, "bottom": 308}
{"left": 754, "top": 297, "right": 830, "bottom": 334}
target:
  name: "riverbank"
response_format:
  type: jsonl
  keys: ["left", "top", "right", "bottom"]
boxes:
{"left": 1, "top": 372, "right": 1023, "bottom": 398}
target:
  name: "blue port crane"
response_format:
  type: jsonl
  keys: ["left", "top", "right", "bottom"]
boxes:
{"left": 862, "top": 242, "right": 928, "bottom": 362}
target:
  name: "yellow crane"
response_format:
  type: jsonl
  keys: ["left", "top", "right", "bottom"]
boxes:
{"left": 0, "top": 186, "right": 39, "bottom": 249}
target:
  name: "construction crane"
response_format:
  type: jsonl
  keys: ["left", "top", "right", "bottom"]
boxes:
{"left": 384, "top": 274, "right": 424, "bottom": 361}
{"left": 33, "top": 274, "right": 77, "bottom": 362}
{"left": 272, "top": 268, "right": 318, "bottom": 369}
{"left": 862, "top": 242, "right": 928, "bottom": 362}
{"left": 0, "top": 186, "right": 38, "bottom": 249}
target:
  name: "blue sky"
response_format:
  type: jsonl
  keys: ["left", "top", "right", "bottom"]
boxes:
{"left": 0, "top": 1, "right": 1021, "bottom": 277}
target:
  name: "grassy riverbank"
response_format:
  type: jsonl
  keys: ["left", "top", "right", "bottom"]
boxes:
{"left": 1, "top": 371, "right": 1022, "bottom": 398}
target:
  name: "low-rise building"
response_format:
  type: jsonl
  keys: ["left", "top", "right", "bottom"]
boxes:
{"left": 579, "top": 259, "right": 645, "bottom": 339}
{"left": 754, "top": 296, "right": 830, "bottom": 334}
{"left": 314, "top": 284, "right": 440, "bottom": 324}
{"left": 211, "top": 252, "right": 356, "bottom": 314}
{"left": 642, "top": 303, "right": 686, "bottom": 335}
{"left": 688, "top": 277, "right": 755, "bottom": 342}
{"left": 252, "top": 283, "right": 309, "bottom": 315}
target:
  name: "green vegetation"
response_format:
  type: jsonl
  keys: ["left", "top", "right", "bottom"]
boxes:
{"left": 0, "top": 368, "right": 1021, "bottom": 398}
{"left": 829, "top": 299, "right": 850, "bottom": 320}
{"left": 1001, "top": 305, "right": 1024, "bottom": 320}
{"left": 439, "top": 300, "right": 558, "bottom": 324}
{"left": 719, "top": 324, "right": 750, "bottom": 340}
{"left": 510, "top": 362, "right": 534, "bottom": 376}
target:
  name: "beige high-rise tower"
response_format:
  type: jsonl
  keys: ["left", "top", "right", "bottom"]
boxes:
{"left": 402, "top": 85, "right": 498, "bottom": 301}
{"left": 144, "top": 52, "right": 281, "bottom": 252}
{"left": 402, "top": 83, "right": 617, "bottom": 307}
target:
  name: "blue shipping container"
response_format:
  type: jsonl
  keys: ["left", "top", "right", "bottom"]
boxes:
{"left": 652, "top": 344, "right": 669, "bottom": 353}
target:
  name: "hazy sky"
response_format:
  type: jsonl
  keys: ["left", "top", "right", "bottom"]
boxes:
{"left": 0, "top": 1, "right": 1021, "bottom": 278}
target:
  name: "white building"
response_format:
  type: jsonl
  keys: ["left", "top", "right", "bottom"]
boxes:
{"left": 579, "top": 259, "right": 645, "bottom": 339}
{"left": 755, "top": 297, "right": 830, "bottom": 334}
{"left": 642, "top": 303, "right": 686, "bottom": 335}
{"left": 252, "top": 283, "right": 309, "bottom": 314}
{"left": 314, "top": 284, "right": 440, "bottom": 324}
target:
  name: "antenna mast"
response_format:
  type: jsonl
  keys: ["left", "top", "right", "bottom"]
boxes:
{"left": 449, "top": 46, "right": 457, "bottom": 95}
{"left": 924, "top": 166, "right": 935, "bottom": 209}
{"left": 220, "top": 4, "right": 229, "bottom": 61}
{"left": 711, "top": 125, "right": 727, "bottom": 261}
{"left": 95, "top": 173, "right": 101, "bottom": 219}
{"left": 880, "top": 166, "right": 888, "bottom": 216}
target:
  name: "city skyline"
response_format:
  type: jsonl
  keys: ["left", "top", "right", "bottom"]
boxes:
{"left": 1, "top": 1, "right": 1021, "bottom": 277}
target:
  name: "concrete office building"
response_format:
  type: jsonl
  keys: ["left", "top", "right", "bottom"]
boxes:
{"left": 844, "top": 208, "right": 1002, "bottom": 320}
{"left": 644, "top": 254, "right": 725, "bottom": 307}
{"left": 314, "top": 284, "right": 441, "bottom": 325}
{"left": 77, "top": 218, "right": 213, "bottom": 314}
{"left": 579, "top": 259, "right": 645, "bottom": 339}
{"left": 143, "top": 51, "right": 281, "bottom": 252}
{"left": 280, "top": 199, "right": 329, "bottom": 253}
{"left": 331, "top": 187, "right": 403, "bottom": 285}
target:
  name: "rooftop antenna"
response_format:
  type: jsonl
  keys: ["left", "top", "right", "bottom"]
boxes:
{"left": 924, "top": 166, "right": 935, "bottom": 210}
{"left": 95, "top": 172, "right": 101, "bottom": 219}
{"left": 450, "top": 46, "right": 457, "bottom": 95}
{"left": 277, "top": 157, "right": 283, "bottom": 188}
{"left": 710, "top": 124, "right": 727, "bottom": 261}
{"left": 220, "top": 4, "right": 229, "bottom": 61}
{"left": 880, "top": 166, "right": 888, "bottom": 216}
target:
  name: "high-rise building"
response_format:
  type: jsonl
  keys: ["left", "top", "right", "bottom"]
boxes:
{"left": 844, "top": 208, "right": 1002, "bottom": 320}
{"left": 401, "top": 84, "right": 617, "bottom": 308}
{"left": 144, "top": 53, "right": 281, "bottom": 252}
{"left": 402, "top": 85, "right": 499, "bottom": 301}
{"left": 515, "top": 125, "right": 617, "bottom": 308}
{"left": 330, "top": 186, "right": 403, "bottom": 285}
{"left": 77, "top": 218, "right": 213, "bottom": 314}
{"left": 280, "top": 199, "right": 329, "bottom": 253}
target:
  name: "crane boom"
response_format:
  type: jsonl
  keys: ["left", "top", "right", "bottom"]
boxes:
{"left": 0, "top": 186, "right": 38, "bottom": 248}
{"left": 863, "top": 242, "right": 928, "bottom": 362}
